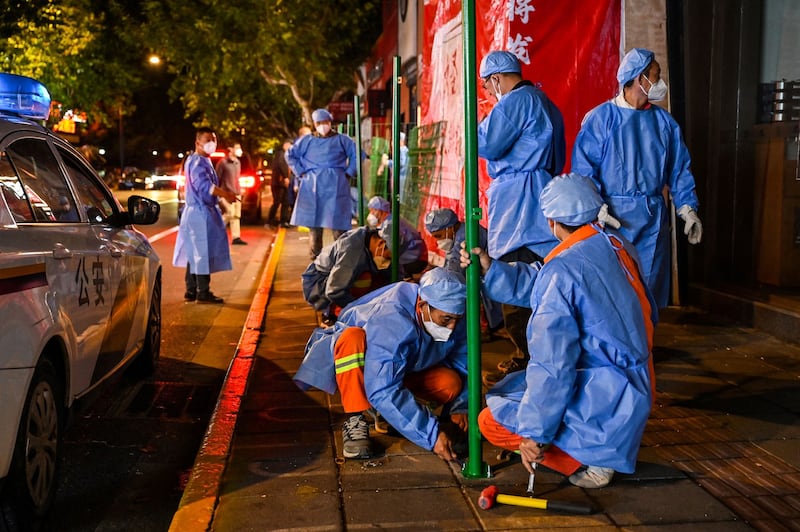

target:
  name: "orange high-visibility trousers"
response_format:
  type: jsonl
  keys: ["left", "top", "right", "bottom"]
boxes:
{"left": 334, "top": 326, "right": 462, "bottom": 413}
{"left": 478, "top": 407, "right": 582, "bottom": 476}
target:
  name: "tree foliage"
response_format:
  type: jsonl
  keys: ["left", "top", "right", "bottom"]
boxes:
{"left": 143, "top": 0, "right": 382, "bottom": 146}
{"left": 0, "top": 0, "right": 148, "bottom": 127}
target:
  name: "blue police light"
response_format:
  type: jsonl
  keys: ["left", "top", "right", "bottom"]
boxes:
{"left": 0, "top": 73, "right": 51, "bottom": 120}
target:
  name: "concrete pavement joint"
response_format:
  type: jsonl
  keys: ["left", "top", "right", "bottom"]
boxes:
{"left": 169, "top": 228, "right": 286, "bottom": 532}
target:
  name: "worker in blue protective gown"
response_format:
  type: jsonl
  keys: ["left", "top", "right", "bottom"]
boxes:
{"left": 423, "top": 207, "right": 502, "bottom": 335}
{"left": 294, "top": 268, "right": 469, "bottom": 461}
{"left": 462, "top": 173, "right": 657, "bottom": 489}
{"left": 301, "top": 226, "right": 391, "bottom": 325}
{"left": 287, "top": 108, "right": 359, "bottom": 259}
{"left": 366, "top": 195, "right": 428, "bottom": 278}
{"left": 477, "top": 50, "right": 566, "bottom": 383}
{"left": 571, "top": 48, "right": 702, "bottom": 308}
{"left": 173, "top": 127, "right": 238, "bottom": 304}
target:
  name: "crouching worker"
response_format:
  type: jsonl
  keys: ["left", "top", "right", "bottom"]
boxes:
{"left": 461, "top": 173, "right": 657, "bottom": 488}
{"left": 301, "top": 226, "right": 392, "bottom": 326}
{"left": 294, "top": 268, "right": 469, "bottom": 461}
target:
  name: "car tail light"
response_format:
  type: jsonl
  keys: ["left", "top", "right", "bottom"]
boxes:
{"left": 239, "top": 175, "right": 256, "bottom": 189}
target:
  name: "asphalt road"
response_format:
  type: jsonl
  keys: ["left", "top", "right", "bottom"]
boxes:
{"left": 44, "top": 187, "right": 273, "bottom": 531}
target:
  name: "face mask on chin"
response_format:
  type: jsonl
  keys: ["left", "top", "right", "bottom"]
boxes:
{"left": 421, "top": 304, "right": 453, "bottom": 342}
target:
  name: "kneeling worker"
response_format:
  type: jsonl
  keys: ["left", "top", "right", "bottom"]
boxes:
{"left": 462, "top": 173, "right": 657, "bottom": 488}
{"left": 301, "top": 226, "right": 392, "bottom": 326}
{"left": 294, "top": 268, "right": 469, "bottom": 461}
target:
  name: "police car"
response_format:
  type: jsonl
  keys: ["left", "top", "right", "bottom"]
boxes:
{"left": 0, "top": 73, "right": 161, "bottom": 527}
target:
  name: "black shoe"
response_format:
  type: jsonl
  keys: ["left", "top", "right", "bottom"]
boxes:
{"left": 280, "top": 222, "right": 291, "bottom": 228}
{"left": 184, "top": 291, "right": 196, "bottom": 302}
{"left": 232, "top": 238, "right": 248, "bottom": 245}
{"left": 196, "top": 292, "right": 224, "bottom": 304}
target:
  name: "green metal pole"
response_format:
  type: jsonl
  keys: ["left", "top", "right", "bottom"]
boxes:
{"left": 390, "top": 55, "right": 401, "bottom": 283}
{"left": 354, "top": 96, "right": 365, "bottom": 226}
{"left": 462, "top": 0, "right": 489, "bottom": 479}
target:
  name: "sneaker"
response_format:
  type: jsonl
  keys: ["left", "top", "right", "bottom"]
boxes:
{"left": 232, "top": 238, "right": 248, "bottom": 245}
{"left": 342, "top": 414, "right": 373, "bottom": 459}
{"left": 196, "top": 292, "right": 224, "bottom": 304}
{"left": 184, "top": 291, "right": 196, "bottom": 302}
{"left": 568, "top": 466, "right": 615, "bottom": 488}
{"left": 364, "top": 408, "right": 389, "bottom": 434}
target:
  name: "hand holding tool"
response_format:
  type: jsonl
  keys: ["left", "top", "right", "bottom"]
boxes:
{"left": 477, "top": 485, "right": 594, "bottom": 514}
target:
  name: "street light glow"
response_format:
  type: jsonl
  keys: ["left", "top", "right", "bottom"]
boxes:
{"left": 148, "top": 54, "right": 161, "bottom": 65}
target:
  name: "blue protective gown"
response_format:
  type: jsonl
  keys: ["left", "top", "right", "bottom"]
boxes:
{"left": 172, "top": 153, "right": 232, "bottom": 274}
{"left": 294, "top": 282, "right": 468, "bottom": 451}
{"left": 571, "top": 99, "right": 699, "bottom": 307}
{"left": 482, "top": 225, "right": 656, "bottom": 473}
{"left": 478, "top": 81, "right": 565, "bottom": 259}
{"left": 287, "top": 132, "right": 358, "bottom": 231}
{"left": 301, "top": 227, "right": 387, "bottom": 312}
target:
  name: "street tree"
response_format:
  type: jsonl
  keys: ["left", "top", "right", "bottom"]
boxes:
{"left": 143, "top": 0, "right": 381, "bottom": 139}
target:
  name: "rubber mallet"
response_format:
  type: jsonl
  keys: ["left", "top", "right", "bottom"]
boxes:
{"left": 477, "top": 485, "right": 594, "bottom": 514}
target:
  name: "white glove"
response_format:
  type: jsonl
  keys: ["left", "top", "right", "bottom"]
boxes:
{"left": 677, "top": 205, "right": 702, "bottom": 244}
{"left": 597, "top": 203, "right": 621, "bottom": 229}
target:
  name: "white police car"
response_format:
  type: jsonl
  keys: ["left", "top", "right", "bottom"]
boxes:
{"left": 0, "top": 73, "right": 161, "bottom": 528}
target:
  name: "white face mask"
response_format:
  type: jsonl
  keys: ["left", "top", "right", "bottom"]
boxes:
{"left": 366, "top": 213, "right": 379, "bottom": 228}
{"left": 422, "top": 305, "right": 453, "bottom": 342}
{"left": 491, "top": 77, "right": 503, "bottom": 101}
{"left": 437, "top": 238, "right": 455, "bottom": 252}
{"left": 316, "top": 124, "right": 331, "bottom": 136}
{"left": 640, "top": 76, "right": 668, "bottom": 102}
{"left": 202, "top": 141, "right": 217, "bottom": 155}
{"left": 551, "top": 221, "right": 560, "bottom": 241}
{"left": 234, "top": 148, "right": 243, "bottom": 158}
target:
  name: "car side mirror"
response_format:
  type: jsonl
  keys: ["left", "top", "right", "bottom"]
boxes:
{"left": 128, "top": 195, "right": 160, "bottom": 225}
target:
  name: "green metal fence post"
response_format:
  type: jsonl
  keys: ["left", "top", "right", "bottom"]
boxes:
{"left": 462, "top": 0, "right": 490, "bottom": 479}
{"left": 390, "top": 55, "right": 401, "bottom": 283}
{"left": 354, "top": 96, "right": 365, "bottom": 227}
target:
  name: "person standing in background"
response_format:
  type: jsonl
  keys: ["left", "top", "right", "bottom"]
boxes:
{"left": 287, "top": 109, "right": 358, "bottom": 260}
{"left": 268, "top": 139, "right": 293, "bottom": 228}
{"left": 216, "top": 142, "right": 247, "bottom": 245}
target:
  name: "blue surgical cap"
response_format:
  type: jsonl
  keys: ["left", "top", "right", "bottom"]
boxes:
{"left": 479, "top": 51, "right": 522, "bottom": 78}
{"left": 424, "top": 208, "right": 458, "bottom": 233}
{"left": 418, "top": 268, "right": 466, "bottom": 315}
{"left": 311, "top": 108, "right": 333, "bottom": 123}
{"left": 617, "top": 48, "right": 655, "bottom": 85}
{"left": 540, "top": 173, "right": 604, "bottom": 225}
{"left": 367, "top": 196, "right": 390, "bottom": 213}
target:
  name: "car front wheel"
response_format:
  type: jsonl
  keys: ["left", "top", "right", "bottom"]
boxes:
{"left": 132, "top": 270, "right": 161, "bottom": 376}
{"left": 1, "top": 358, "right": 62, "bottom": 529}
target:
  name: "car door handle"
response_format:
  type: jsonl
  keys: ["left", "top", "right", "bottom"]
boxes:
{"left": 53, "top": 243, "right": 72, "bottom": 259}
{"left": 101, "top": 244, "right": 123, "bottom": 258}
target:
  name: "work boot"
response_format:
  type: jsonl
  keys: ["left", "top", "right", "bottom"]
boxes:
{"left": 184, "top": 291, "right": 196, "bottom": 302}
{"left": 364, "top": 407, "right": 389, "bottom": 434}
{"left": 196, "top": 291, "right": 224, "bottom": 304}
{"left": 232, "top": 238, "right": 248, "bottom": 245}
{"left": 568, "top": 466, "right": 615, "bottom": 488}
{"left": 342, "top": 414, "right": 373, "bottom": 459}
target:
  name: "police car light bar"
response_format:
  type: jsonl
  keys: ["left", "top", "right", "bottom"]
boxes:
{"left": 0, "top": 73, "right": 51, "bottom": 120}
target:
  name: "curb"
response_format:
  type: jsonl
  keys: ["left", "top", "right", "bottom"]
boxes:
{"left": 168, "top": 228, "right": 286, "bottom": 531}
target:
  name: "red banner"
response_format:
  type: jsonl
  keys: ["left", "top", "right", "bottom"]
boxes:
{"left": 419, "top": 0, "right": 621, "bottom": 229}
